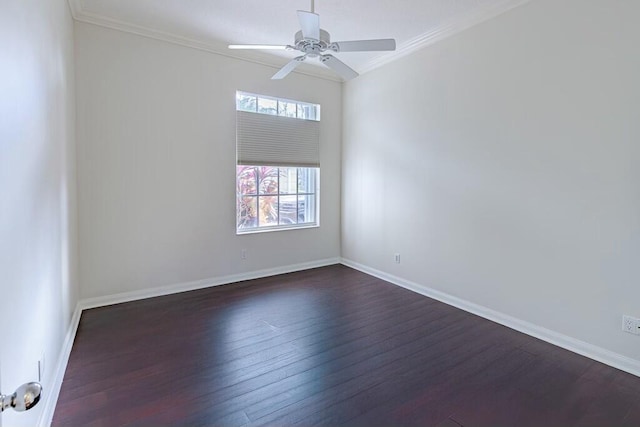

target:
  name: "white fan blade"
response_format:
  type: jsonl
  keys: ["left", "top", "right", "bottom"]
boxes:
{"left": 331, "top": 39, "right": 396, "bottom": 52}
{"left": 272, "top": 56, "right": 305, "bottom": 80}
{"left": 228, "top": 44, "right": 288, "bottom": 50}
{"left": 297, "top": 10, "right": 320, "bottom": 40}
{"left": 320, "top": 54, "right": 359, "bottom": 81}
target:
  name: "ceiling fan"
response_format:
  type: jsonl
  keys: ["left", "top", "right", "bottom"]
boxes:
{"left": 228, "top": 0, "right": 396, "bottom": 81}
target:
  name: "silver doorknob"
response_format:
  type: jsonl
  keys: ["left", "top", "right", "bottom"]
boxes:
{"left": 0, "top": 382, "right": 42, "bottom": 412}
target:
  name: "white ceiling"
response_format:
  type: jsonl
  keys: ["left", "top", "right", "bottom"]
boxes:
{"left": 69, "top": 0, "right": 531, "bottom": 81}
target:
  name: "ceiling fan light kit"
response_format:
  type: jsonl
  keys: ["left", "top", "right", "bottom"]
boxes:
{"left": 227, "top": 2, "right": 396, "bottom": 81}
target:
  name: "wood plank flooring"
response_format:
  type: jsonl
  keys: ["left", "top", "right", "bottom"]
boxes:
{"left": 52, "top": 265, "right": 640, "bottom": 426}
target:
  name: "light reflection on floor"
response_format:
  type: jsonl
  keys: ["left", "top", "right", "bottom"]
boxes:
{"left": 206, "top": 287, "right": 336, "bottom": 422}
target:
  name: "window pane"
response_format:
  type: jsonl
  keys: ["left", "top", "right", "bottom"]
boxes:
{"left": 279, "top": 167, "right": 297, "bottom": 194}
{"left": 297, "top": 103, "right": 309, "bottom": 119}
{"left": 298, "top": 167, "right": 316, "bottom": 194}
{"left": 279, "top": 195, "right": 297, "bottom": 225}
{"left": 237, "top": 91, "right": 319, "bottom": 121}
{"left": 258, "top": 166, "right": 278, "bottom": 195}
{"left": 257, "top": 97, "right": 278, "bottom": 115}
{"left": 278, "top": 101, "right": 297, "bottom": 118}
{"left": 298, "top": 195, "right": 316, "bottom": 224}
{"left": 237, "top": 166, "right": 257, "bottom": 195}
{"left": 236, "top": 166, "right": 318, "bottom": 232}
{"left": 237, "top": 196, "right": 257, "bottom": 229}
{"left": 236, "top": 93, "right": 257, "bottom": 112}
{"left": 297, "top": 103, "right": 318, "bottom": 120}
{"left": 306, "top": 105, "right": 317, "bottom": 120}
{"left": 258, "top": 196, "right": 278, "bottom": 226}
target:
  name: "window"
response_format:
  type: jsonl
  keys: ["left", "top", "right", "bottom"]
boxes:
{"left": 236, "top": 166, "right": 317, "bottom": 231}
{"left": 236, "top": 92, "right": 320, "bottom": 121}
{"left": 236, "top": 92, "right": 320, "bottom": 233}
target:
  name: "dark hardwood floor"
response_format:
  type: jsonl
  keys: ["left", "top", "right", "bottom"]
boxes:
{"left": 53, "top": 265, "right": 640, "bottom": 426}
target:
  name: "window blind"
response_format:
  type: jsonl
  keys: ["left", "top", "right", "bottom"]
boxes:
{"left": 236, "top": 111, "right": 320, "bottom": 167}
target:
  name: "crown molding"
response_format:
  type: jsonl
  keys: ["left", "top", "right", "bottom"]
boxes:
{"left": 358, "top": 0, "right": 533, "bottom": 75}
{"left": 71, "top": 9, "right": 341, "bottom": 83}
{"left": 66, "top": 0, "right": 82, "bottom": 19}
{"left": 69, "top": 0, "right": 531, "bottom": 81}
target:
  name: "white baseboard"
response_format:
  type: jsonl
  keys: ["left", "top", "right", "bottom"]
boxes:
{"left": 40, "top": 256, "right": 639, "bottom": 427}
{"left": 80, "top": 257, "right": 341, "bottom": 310}
{"left": 341, "top": 258, "right": 640, "bottom": 378}
{"left": 39, "top": 257, "right": 340, "bottom": 426}
{"left": 38, "top": 304, "right": 83, "bottom": 427}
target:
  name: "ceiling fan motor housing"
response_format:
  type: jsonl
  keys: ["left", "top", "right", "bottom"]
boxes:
{"left": 295, "top": 29, "right": 331, "bottom": 56}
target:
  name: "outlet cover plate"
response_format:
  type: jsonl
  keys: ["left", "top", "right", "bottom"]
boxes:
{"left": 622, "top": 315, "right": 640, "bottom": 335}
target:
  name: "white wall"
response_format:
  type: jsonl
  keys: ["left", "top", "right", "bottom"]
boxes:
{"left": 75, "top": 23, "right": 342, "bottom": 299}
{"left": 342, "top": 0, "right": 640, "bottom": 364}
{"left": 0, "top": 0, "right": 78, "bottom": 425}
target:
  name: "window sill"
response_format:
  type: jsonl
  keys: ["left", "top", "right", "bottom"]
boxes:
{"left": 236, "top": 223, "right": 319, "bottom": 235}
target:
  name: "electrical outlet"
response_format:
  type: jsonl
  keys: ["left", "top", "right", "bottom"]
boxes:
{"left": 394, "top": 253, "right": 401, "bottom": 264}
{"left": 622, "top": 315, "right": 640, "bottom": 335}
{"left": 241, "top": 249, "right": 247, "bottom": 260}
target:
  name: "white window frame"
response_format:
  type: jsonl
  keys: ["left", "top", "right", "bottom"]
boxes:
{"left": 236, "top": 166, "right": 319, "bottom": 234}
{"left": 235, "top": 91, "right": 321, "bottom": 234}
{"left": 236, "top": 91, "right": 321, "bottom": 121}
